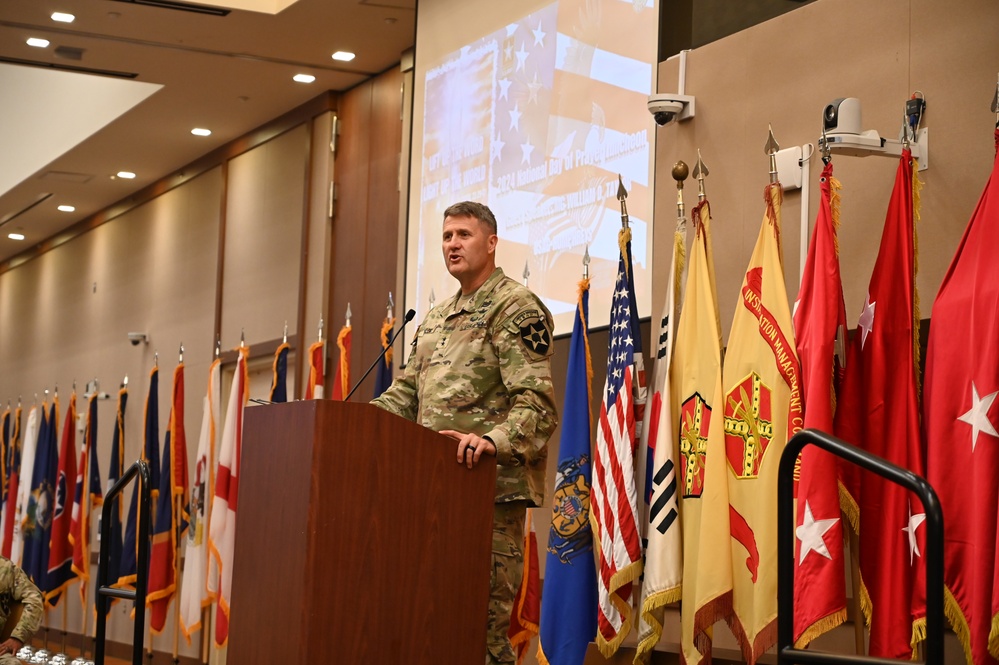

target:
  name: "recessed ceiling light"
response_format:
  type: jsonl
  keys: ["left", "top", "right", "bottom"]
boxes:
{"left": 191, "top": 128, "right": 212, "bottom": 136}
{"left": 116, "top": 171, "right": 136, "bottom": 179}
{"left": 27, "top": 38, "right": 50, "bottom": 48}
{"left": 57, "top": 205, "right": 75, "bottom": 212}
{"left": 51, "top": 12, "right": 75, "bottom": 23}
{"left": 293, "top": 74, "right": 316, "bottom": 83}
{"left": 8, "top": 233, "right": 25, "bottom": 241}
{"left": 331, "top": 51, "right": 355, "bottom": 62}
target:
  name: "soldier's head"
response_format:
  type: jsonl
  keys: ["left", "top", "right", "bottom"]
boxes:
{"left": 442, "top": 201, "right": 498, "bottom": 294}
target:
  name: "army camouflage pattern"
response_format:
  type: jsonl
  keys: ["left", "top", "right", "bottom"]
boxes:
{"left": 0, "top": 556, "right": 43, "bottom": 647}
{"left": 487, "top": 501, "right": 526, "bottom": 664}
{"left": 373, "top": 267, "right": 558, "bottom": 506}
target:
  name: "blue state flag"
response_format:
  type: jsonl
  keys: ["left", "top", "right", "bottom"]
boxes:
{"left": 373, "top": 318, "right": 395, "bottom": 398}
{"left": 105, "top": 387, "right": 128, "bottom": 612}
{"left": 269, "top": 342, "right": 289, "bottom": 403}
{"left": 120, "top": 367, "right": 160, "bottom": 587}
{"left": 538, "top": 280, "right": 597, "bottom": 665}
{"left": 24, "top": 399, "right": 58, "bottom": 590}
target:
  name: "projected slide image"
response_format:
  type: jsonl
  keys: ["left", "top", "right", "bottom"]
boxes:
{"left": 413, "top": 0, "right": 657, "bottom": 333}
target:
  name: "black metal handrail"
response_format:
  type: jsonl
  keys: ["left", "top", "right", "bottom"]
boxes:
{"left": 94, "top": 459, "right": 152, "bottom": 665}
{"left": 777, "top": 428, "right": 944, "bottom": 665}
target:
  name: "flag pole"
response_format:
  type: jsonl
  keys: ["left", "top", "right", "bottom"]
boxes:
{"left": 61, "top": 600, "right": 67, "bottom": 654}
{"left": 847, "top": 528, "right": 865, "bottom": 653}
{"left": 173, "top": 490, "right": 182, "bottom": 665}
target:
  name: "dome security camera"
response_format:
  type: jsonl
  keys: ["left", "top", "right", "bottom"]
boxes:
{"left": 648, "top": 93, "right": 695, "bottom": 126}
{"left": 127, "top": 332, "right": 148, "bottom": 346}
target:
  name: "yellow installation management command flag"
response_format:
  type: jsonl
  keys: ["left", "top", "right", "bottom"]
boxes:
{"left": 674, "top": 200, "right": 732, "bottom": 665}
{"left": 723, "top": 183, "right": 802, "bottom": 664}
{"left": 635, "top": 218, "right": 685, "bottom": 661}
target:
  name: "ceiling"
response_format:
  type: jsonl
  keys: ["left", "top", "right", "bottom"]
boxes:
{"left": 0, "top": 0, "right": 416, "bottom": 264}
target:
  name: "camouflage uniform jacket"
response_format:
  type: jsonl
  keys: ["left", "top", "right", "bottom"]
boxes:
{"left": 0, "top": 556, "right": 43, "bottom": 644}
{"left": 373, "top": 267, "right": 558, "bottom": 505}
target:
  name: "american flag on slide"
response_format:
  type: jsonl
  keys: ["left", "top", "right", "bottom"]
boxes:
{"left": 590, "top": 227, "right": 644, "bottom": 657}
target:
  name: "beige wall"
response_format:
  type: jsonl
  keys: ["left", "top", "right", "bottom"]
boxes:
{"left": 0, "top": 71, "right": 408, "bottom": 657}
{"left": 653, "top": 0, "right": 999, "bottom": 336}
{"left": 634, "top": 0, "right": 998, "bottom": 660}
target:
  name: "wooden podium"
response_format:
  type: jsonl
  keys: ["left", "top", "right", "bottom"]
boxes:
{"left": 228, "top": 400, "right": 497, "bottom": 664}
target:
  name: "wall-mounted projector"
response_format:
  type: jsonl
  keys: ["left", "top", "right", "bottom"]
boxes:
{"left": 818, "top": 96, "right": 928, "bottom": 170}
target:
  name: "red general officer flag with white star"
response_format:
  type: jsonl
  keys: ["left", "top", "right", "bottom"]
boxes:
{"left": 926, "top": 130, "right": 999, "bottom": 665}
{"left": 791, "top": 160, "right": 848, "bottom": 647}
{"left": 838, "top": 149, "right": 925, "bottom": 658}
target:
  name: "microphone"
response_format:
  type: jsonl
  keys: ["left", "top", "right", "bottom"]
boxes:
{"left": 345, "top": 308, "right": 416, "bottom": 402}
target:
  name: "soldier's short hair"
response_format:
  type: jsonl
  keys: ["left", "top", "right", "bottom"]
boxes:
{"left": 443, "top": 201, "right": 498, "bottom": 235}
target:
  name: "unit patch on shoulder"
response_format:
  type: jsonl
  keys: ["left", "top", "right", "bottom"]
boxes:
{"left": 513, "top": 309, "right": 552, "bottom": 361}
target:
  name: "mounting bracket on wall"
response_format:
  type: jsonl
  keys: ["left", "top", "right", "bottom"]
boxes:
{"left": 817, "top": 96, "right": 929, "bottom": 171}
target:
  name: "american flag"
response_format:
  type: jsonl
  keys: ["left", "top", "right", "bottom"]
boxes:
{"left": 591, "top": 230, "right": 644, "bottom": 656}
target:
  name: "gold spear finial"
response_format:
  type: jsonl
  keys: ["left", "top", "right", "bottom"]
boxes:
{"left": 693, "top": 150, "right": 709, "bottom": 201}
{"left": 673, "top": 160, "right": 689, "bottom": 221}
{"left": 583, "top": 245, "right": 591, "bottom": 280}
{"left": 317, "top": 316, "right": 324, "bottom": 343}
{"left": 179, "top": 343, "right": 184, "bottom": 364}
{"left": 215, "top": 335, "right": 221, "bottom": 359}
{"left": 523, "top": 261, "right": 530, "bottom": 287}
{"left": 283, "top": 322, "right": 288, "bottom": 344}
{"left": 429, "top": 288, "right": 436, "bottom": 311}
{"left": 765, "top": 124, "right": 780, "bottom": 184}
{"left": 387, "top": 292, "right": 394, "bottom": 320}
{"left": 345, "top": 303, "right": 352, "bottom": 328}
{"left": 617, "top": 174, "right": 629, "bottom": 229}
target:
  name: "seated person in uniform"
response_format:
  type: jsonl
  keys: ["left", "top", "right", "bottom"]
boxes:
{"left": 0, "top": 556, "right": 43, "bottom": 662}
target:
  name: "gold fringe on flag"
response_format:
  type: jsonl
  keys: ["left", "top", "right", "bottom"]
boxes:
{"left": 793, "top": 608, "right": 848, "bottom": 650}
{"left": 618, "top": 228, "right": 632, "bottom": 278}
{"left": 838, "top": 480, "right": 860, "bottom": 536}
{"left": 988, "top": 608, "right": 999, "bottom": 659}
{"left": 942, "top": 586, "right": 973, "bottom": 665}
{"left": 765, "top": 183, "right": 785, "bottom": 268}
{"left": 336, "top": 325, "right": 351, "bottom": 393}
{"left": 380, "top": 318, "right": 395, "bottom": 366}
{"left": 578, "top": 278, "right": 593, "bottom": 411}
{"left": 673, "top": 227, "right": 686, "bottom": 305}
{"left": 830, "top": 175, "right": 842, "bottom": 257}
{"left": 911, "top": 158, "right": 923, "bottom": 395}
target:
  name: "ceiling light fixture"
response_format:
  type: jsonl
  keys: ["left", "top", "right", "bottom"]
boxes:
{"left": 8, "top": 233, "right": 25, "bottom": 241}
{"left": 27, "top": 38, "right": 51, "bottom": 48}
{"left": 293, "top": 74, "right": 316, "bottom": 83}
{"left": 57, "top": 205, "right": 76, "bottom": 212}
{"left": 51, "top": 12, "right": 76, "bottom": 22}
{"left": 191, "top": 128, "right": 212, "bottom": 136}
{"left": 116, "top": 171, "right": 136, "bottom": 179}
{"left": 331, "top": 51, "right": 355, "bottom": 62}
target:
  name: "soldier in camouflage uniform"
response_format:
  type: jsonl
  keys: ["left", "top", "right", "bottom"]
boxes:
{"left": 0, "top": 556, "right": 43, "bottom": 662}
{"left": 373, "top": 201, "right": 558, "bottom": 664}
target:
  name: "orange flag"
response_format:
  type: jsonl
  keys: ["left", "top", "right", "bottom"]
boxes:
{"left": 330, "top": 325, "right": 352, "bottom": 400}
{"left": 508, "top": 511, "right": 540, "bottom": 663}
{"left": 306, "top": 340, "right": 325, "bottom": 399}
